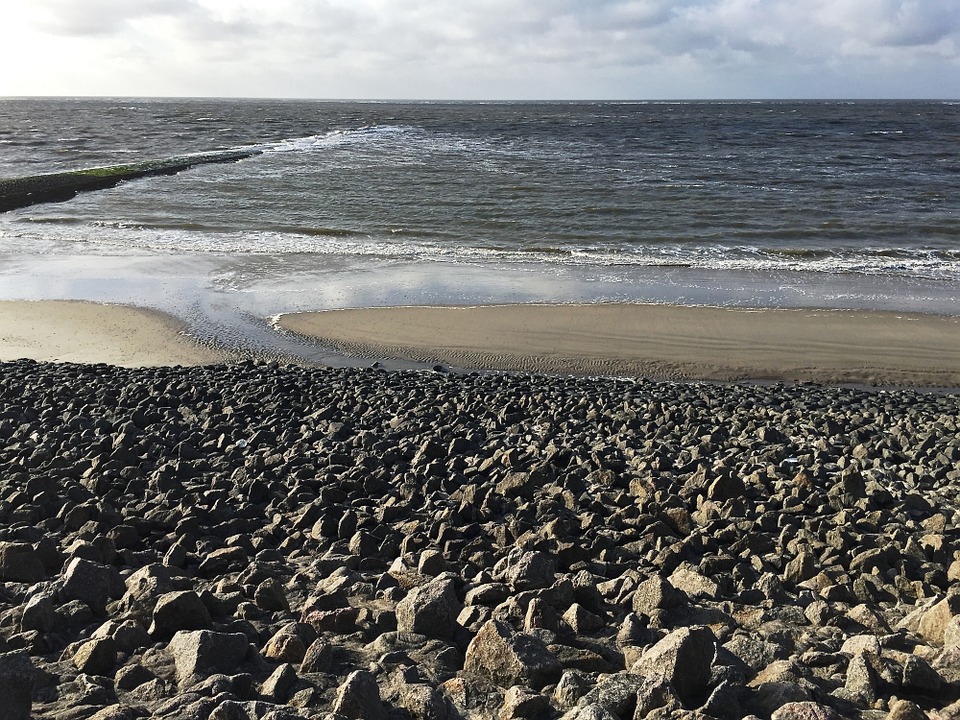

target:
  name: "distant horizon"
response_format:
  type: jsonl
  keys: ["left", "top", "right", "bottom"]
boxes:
{"left": 3, "top": 95, "right": 958, "bottom": 103}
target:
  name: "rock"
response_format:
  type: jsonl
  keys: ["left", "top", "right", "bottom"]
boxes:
{"left": 464, "top": 619, "right": 562, "bottom": 690}
{"left": 561, "top": 603, "right": 604, "bottom": 634}
{"left": 506, "top": 552, "right": 557, "bottom": 591}
{"left": 629, "top": 625, "right": 717, "bottom": 707}
{"left": 398, "top": 682, "right": 448, "bottom": 720}
{"left": 149, "top": 590, "right": 212, "bottom": 637}
{"left": 669, "top": 562, "right": 721, "bottom": 599}
{"left": 0, "top": 651, "right": 36, "bottom": 720}
{"left": 396, "top": 576, "right": 461, "bottom": 640}
{"left": 0, "top": 542, "right": 45, "bottom": 583}
{"left": 331, "top": 669, "right": 386, "bottom": 720}
{"left": 771, "top": 702, "right": 839, "bottom": 720}
{"left": 166, "top": 630, "right": 251, "bottom": 686}
{"left": 72, "top": 637, "right": 117, "bottom": 675}
{"left": 632, "top": 575, "right": 684, "bottom": 614}
{"left": 917, "top": 595, "right": 960, "bottom": 645}
{"left": 263, "top": 630, "right": 307, "bottom": 664}
{"left": 260, "top": 663, "right": 297, "bottom": 703}
{"left": 499, "top": 685, "right": 549, "bottom": 719}
{"left": 254, "top": 578, "right": 291, "bottom": 612}
{"left": 886, "top": 698, "right": 929, "bottom": 720}
{"left": 577, "top": 672, "right": 644, "bottom": 717}
{"left": 60, "top": 557, "right": 125, "bottom": 612}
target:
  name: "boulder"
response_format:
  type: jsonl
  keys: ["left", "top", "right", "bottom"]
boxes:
{"left": 149, "top": 591, "right": 212, "bottom": 637}
{"left": 0, "top": 651, "right": 36, "bottom": 720}
{"left": 630, "top": 625, "right": 717, "bottom": 707}
{"left": 331, "top": 669, "right": 386, "bottom": 720}
{"left": 0, "top": 542, "right": 45, "bottom": 583}
{"left": 60, "top": 557, "right": 125, "bottom": 612}
{"left": 396, "top": 576, "right": 461, "bottom": 639}
{"left": 464, "top": 619, "right": 562, "bottom": 690}
{"left": 166, "top": 630, "right": 250, "bottom": 686}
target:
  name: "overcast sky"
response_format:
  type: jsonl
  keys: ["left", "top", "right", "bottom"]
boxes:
{"left": 2, "top": 0, "right": 958, "bottom": 99}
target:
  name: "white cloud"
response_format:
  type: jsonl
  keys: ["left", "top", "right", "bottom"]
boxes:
{"left": 1, "top": 0, "right": 957, "bottom": 98}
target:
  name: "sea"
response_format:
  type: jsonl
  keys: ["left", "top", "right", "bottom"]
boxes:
{"left": 0, "top": 98, "right": 958, "bottom": 358}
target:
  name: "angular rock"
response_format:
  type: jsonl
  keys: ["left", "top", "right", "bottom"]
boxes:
{"left": 0, "top": 651, "right": 36, "bottom": 720}
{"left": 396, "top": 576, "right": 461, "bottom": 640}
{"left": 0, "top": 542, "right": 45, "bottom": 583}
{"left": 60, "top": 557, "right": 125, "bottom": 612}
{"left": 771, "top": 702, "right": 839, "bottom": 720}
{"left": 149, "top": 590, "right": 212, "bottom": 637}
{"left": 166, "top": 630, "right": 250, "bottom": 686}
{"left": 506, "top": 552, "right": 557, "bottom": 591}
{"left": 632, "top": 575, "right": 684, "bottom": 615}
{"left": 331, "top": 669, "right": 386, "bottom": 720}
{"left": 464, "top": 619, "right": 562, "bottom": 690}
{"left": 630, "top": 625, "right": 717, "bottom": 707}
{"left": 73, "top": 637, "right": 117, "bottom": 676}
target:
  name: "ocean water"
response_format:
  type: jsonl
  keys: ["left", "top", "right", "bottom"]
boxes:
{"left": 0, "top": 98, "right": 958, "bottom": 356}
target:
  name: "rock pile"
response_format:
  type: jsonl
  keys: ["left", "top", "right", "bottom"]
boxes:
{"left": 0, "top": 358, "right": 959, "bottom": 720}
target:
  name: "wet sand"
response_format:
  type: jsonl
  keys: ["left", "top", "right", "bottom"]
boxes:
{"left": 0, "top": 300, "right": 224, "bottom": 367}
{"left": 277, "top": 303, "right": 960, "bottom": 387}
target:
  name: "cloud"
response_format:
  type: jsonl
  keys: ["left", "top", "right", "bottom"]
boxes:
{"left": 3, "top": 0, "right": 959, "bottom": 98}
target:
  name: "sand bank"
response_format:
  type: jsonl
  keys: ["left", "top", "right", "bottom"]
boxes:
{"left": 277, "top": 304, "right": 960, "bottom": 387}
{"left": 0, "top": 300, "right": 224, "bottom": 367}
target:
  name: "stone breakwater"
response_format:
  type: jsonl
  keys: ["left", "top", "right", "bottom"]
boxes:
{"left": 0, "top": 360, "right": 959, "bottom": 720}
{"left": 0, "top": 149, "right": 260, "bottom": 213}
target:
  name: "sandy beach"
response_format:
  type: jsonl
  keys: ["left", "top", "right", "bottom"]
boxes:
{"left": 0, "top": 300, "right": 224, "bottom": 367}
{"left": 278, "top": 303, "right": 960, "bottom": 387}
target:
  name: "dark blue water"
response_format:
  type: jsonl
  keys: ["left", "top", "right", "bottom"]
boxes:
{"left": 1, "top": 98, "right": 958, "bottom": 335}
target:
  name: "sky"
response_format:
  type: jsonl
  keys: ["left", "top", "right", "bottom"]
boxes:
{"left": 1, "top": 0, "right": 958, "bottom": 100}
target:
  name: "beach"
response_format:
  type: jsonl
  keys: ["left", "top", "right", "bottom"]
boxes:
{"left": 0, "top": 300, "right": 224, "bottom": 367}
{"left": 278, "top": 303, "right": 960, "bottom": 388}
{"left": 2, "top": 299, "right": 959, "bottom": 388}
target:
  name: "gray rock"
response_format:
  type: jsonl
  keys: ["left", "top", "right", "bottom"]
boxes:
{"left": 499, "top": 685, "right": 550, "bottom": 720}
{"left": 0, "top": 542, "right": 45, "bottom": 583}
{"left": 630, "top": 625, "right": 717, "bottom": 707}
{"left": 396, "top": 576, "right": 461, "bottom": 640}
{"left": 167, "top": 630, "right": 251, "bottom": 686}
{"left": 770, "top": 702, "right": 839, "bottom": 720}
{"left": 60, "top": 557, "right": 125, "bottom": 612}
{"left": 72, "top": 637, "right": 118, "bottom": 675}
{"left": 632, "top": 575, "right": 683, "bottom": 615}
{"left": 149, "top": 590, "right": 213, "bottom": 637}
{"left": 331, "top": 669, "right": 386, "bottom": 720}
{"left": 464, "top": 619, "right": 562, "bottom": 690}
{"left": 506, "top": 552, "right": 557, "bottom": 591}
{"left": 0, "top": 651, "right": 36, "bottom": 720}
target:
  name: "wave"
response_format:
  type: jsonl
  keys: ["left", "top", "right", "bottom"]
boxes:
{"left": 8, "top": 215, "right": 957, "bottom": 281}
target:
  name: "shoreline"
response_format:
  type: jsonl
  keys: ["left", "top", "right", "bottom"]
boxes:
{"left": 277, "top": 303, "right": 960, "bottom": 389}
{"left": 2, "top": 298, "right": 960, "bottom": 390}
